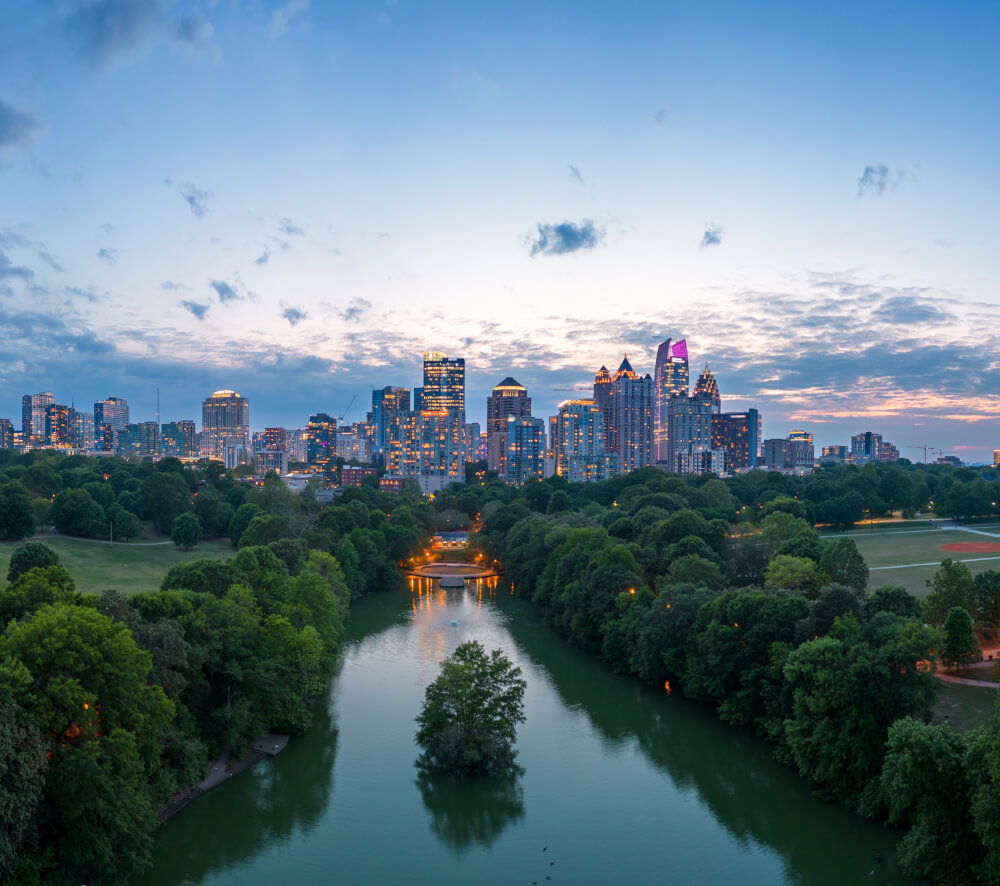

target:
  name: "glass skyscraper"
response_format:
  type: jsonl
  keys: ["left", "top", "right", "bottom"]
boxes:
{"left": 654, "top": 338, "right": 689, "bottom": 463}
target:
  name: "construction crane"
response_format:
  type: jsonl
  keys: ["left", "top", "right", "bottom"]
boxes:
{"left": 908, "top": 443, "right": 934, "bottom": 463}
{"left": 338, "top": 395, "right": 356, "bottom": 426}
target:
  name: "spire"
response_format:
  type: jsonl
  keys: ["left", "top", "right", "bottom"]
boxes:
{"left": 614, "top": 354, "right": 635, "bottom": 379}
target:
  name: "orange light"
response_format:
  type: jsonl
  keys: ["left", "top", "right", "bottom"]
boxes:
{"left": 664, "top": 681, "right": 672, "bottom": 695}
{"left": 629, "top": 588, "right": 635, "bottom": 594}
{"left": 733, "top": 622, "right": 739, "bottom": 627}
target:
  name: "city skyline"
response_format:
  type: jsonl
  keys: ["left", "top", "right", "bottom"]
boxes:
{"left": 1, "top": 3, "right": 998, "bottom": 456}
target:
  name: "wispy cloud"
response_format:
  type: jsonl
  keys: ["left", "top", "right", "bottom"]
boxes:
{"left": 181, "top": 300, "right": 209, "bottom": 320}
{"left": 651, "top": 107, "right": 668, "bottom": 126}
{"left": 340, "top": 298, "right": 371, "bottom": 322}
{"left": 282, "top": 307, "right": 307, "bottom": 326}
{"left": 254, "top": 248, "right": 271, "bottom": 266}
{"left": 161, "top": 280, "right": 185, "bottom": 291}
{"left": 279, "top": 218, "right": 305, "bottom": 236}
{"left": 528, "top": 220, "right": 605, "bottom": 257}
{"left": 0, "top": 100, "right": 42, "bottom": 152}
{"left": 700, "top": 225, "right": 722, "bottom": 248}
{"left": 568, "top": 165, "right": 583, "bottom": 183}
{"left": 96, "top": 248, "right": 118, "bottom": 265}
{"left": 165, "top": 178, "right": 213, "bottom": 218}
{"left": 857, "top": 164, "right": 911, "bottom": 197}
{"left": 66, "top": 0, "right": 161, "bottom": 68}
{"left": 0, "top": 249, "right": 33, "bottom": 281}
{"left": 268, "top": 0, "right": 309, "bottom": 38}
{"left": 209, "top": 277, "right": 252, "bottom": 304}
{"left": 175, "top": 13, "right": 222, "bottom": 60}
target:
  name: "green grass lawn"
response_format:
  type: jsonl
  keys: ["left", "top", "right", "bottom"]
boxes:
{"left": 0, "top": 535, "right": 234, "bottom": 597}
{"left": 931, "top": 681, "right": 998, "bottom": 732}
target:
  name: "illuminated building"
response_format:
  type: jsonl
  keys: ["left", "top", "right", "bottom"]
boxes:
{"left": 693, "top": 365, "right": 721, "bottom": 414}
{"left": 371, "top": 386, "right": 410, "bottom": 466}
{"left": 22, "top": 391, "right": 54, "bottom": 447}
{"left": 116, "top": 422, "right": 160, "bottom": 459}
{"left": 486, "top": 377, "right": 531, "bottom": 473}
{"left": 73, "top": 412, "right": 95, "bottom": 451}
{"left": 667, "top": 390, "right": 720, "bottom": 473}
{"left": 612, "top": 355, "right": 654, "bottom": 473}
{"left": 258, "top": 450, "right": 289, "bottom": 474}
{"left": 788, "top": 429, "right": 815, "bottom": 469}
{"left": 821, "top": 445, "right": 849, "bottom": 462}
{"left": 162, "top": 421, "right": 197, "bottom": 458}
{"left": 94, "top": 396, "right": 129, "bottom": 451}
{"left": 201, "top": 390, "right": 249, "bottom": 459}
{"left": 503, "top": 416, "right": 545, "bottom": 485}
{"left": 879, "top": 441, "right": 900, "bottom": 462}
{"left": 994, "top": 450, "right": 1000, "bottom": 467}
{"left": 654, "top": 338, "right": 690, "bottom": 463}
{"left": 464, "top": 422, "right": 481, "bottom": 463}
{"left": 763, "top": 438, "right": 790, "bottom": 469}
{"left": 341, "top": 466, "right": 378, "bottom": 487}
{"left": 593, "top": 366, "right": 614, "bottom": 451}
{"left": 552, "top": 399, "right": 616, "bottom": 482}
{"left": 0, "top": 418, "right": 12, "bottom": 450}
{"left": 263, "top": 427, "right": 289, "bottom": 452}
{"left": 851, "top": 431, "right": 882, "bottom": 465}
{"left": 421, "top": 352, "right": 465, "bottom": 412}
{"left": 335, "top": 427, "right": 370, "bottom": 463}
{"left": 306, "top": 413, "right": 338, "bottom": 474}
{"left": 224, "top": 442, "right": 252, "bottom": 470}
{"left": 711, "top": 410, "right": 761, "bottom": 472}
{"left": 399, "top": 409, "right": 465, "bottom": 494}
{"left": 45, "top": 403, "right": 74, "bottom": 448}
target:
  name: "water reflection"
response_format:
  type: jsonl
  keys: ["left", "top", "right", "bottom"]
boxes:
{"left": 416, "top": 766, "right": 526, "bottom": 854}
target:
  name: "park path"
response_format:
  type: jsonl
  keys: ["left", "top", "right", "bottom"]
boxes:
{"left": 953, "top": 526, "right": 1000, "bottom": 539}
{"left": 937, "top": 673, "right": 1000, "bottom": 689}
{"left": 871, "top": 554, "right": 1000, "bottom": 571}
{"left": 29, "top": 532, "right": 173, "bottom": 547}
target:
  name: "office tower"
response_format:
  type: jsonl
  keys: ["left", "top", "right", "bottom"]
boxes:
{"left": 162, "top": 420, "right": 197, "bottom": 458}
{"left": 851, "top": 432, "right": 882, "bottom": 465}
{"left": 335, "top": 426, "right": 370, "bottom": 462}
{"left": 763, "top": 438, "right": 790, "bottom": 469}
{"left": 371, "top": 386, "right": 411, "bottom": 466}
{"left": 486, "top": 377, "right": 531, "bottom": 472}
{"left": 44, "top": 403, "right": 73, "bottom": 448}
{"left": 22, "top": 392, "right": 54, "bottom": 447}
{"left": 654, "top": 338, "right": 690, "bottom": 462}
{"left": 552, "top": 399, "right": 616, "bottom": 482}
{"left": 592, "top": 365, "right": 614, "bottom": 453}
{"left": 464, "top": 422, "right": 480, "bottom": 462}
{"left": 994, "top": 450, "right": 1000, "bottom": 467}
{"left": 421, "top": 352, "right": 465, "bottom": 412}
{"left": 73, "top": 411, "right": 95, "bottom": 451}
{"left": 306, "top": 413, "right": 338, "bottom": 474}
{"left": 667, "top": 390, "right": 719, "bottom": 473}
{"left": 225, "top": 441, "right": 252, "bottom": 470}
{"left": 116, "top": 422, "right": 160, "bottom": 459}
{"left": 879, "top": 441, "right": 900, "bottom": 462}
{"left": 612, "top": 356, "right": 654, "bottom": 473}
{"left": 503, "top": 416, "right": 545, "bottom": 485}
{"left": 413, "top": 387, "right": 424, "bottom": 411}
{"left": 693, "top": 364, "right": 721, "bottom": 414}
{"left": 0, "top": 418, "right": 12, "bottom": 450}
{"left": 787, "top": 429, "right": 814, "bottom": 469}
{"left": 201, "top": 390, "right": 250, "bottom": 459}
{"left": 399, "top": 409, "right": 465, "bottom": 494}
{"left": 821, "top": 445, "right": 849, "bottom": 462}
{"left": 258, "top": 450, "right": 289, "bottom": 474}
{"left": 94, "top": 396, "right": 130, "bottom": 451}
{"left": 263, "top": 427, "right": 289, "bottom": 452}
{"left": 711, "top": 410, "right": 761, "bottom": 472}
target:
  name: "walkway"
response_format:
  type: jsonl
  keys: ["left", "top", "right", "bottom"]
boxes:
{"left": 937, "top": 674, "right": 1000, "bottom": 689}
{"left": 871, "top": 554, "right": 1000, "bottom": 571}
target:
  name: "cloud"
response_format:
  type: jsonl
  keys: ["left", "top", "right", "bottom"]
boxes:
{"left": 160, "top": 280, "right": 184, "bottom": 291}
{"left": 175, "top": 13, "right": 222, "bottom": 60}
{"left": 340, "top": 298, "right": 371, "bottom": 323}
{"left": 268, "top": 0, "right": 309, "bottom": 38}
{"left": 700, "top": 225, "right": 722, "bottom": 248}
{"left": 651, "top": 107, "right": 668, "bottom": 126}
{"left": 37, "top": 252, "right": 64, "bottom": 272}
{"left": 181, "top": 300, "right": 209, "bottom": 320}
{"left": 279, "top": 218, "right": 305, "bottom": 236}
{"left": 254, "top": 248, "right": 270, "bottom": 266}
{"left": 96, "top": 248, "right": 118, "bottom": 265}
{"left": 872, "top": 295, "right": 952, "bottom": 325}
{"left": 0, "top": 249, "right": 33, "bottom": 282}
{"left": 528, "top": 220, "right": 605, "bottom": 257}
{"left": 856, "top": 164, "right": 910, "bottom": 197}
{"left": 209, "top": 277, "right": 252, "bottom": 304}
{"left": 66, "top": 0, "right": 161, "bottom": 68}
{"left": 165, "top": 178, "right": 212, "bottom": 218}
{"left": 568, "top": 165, "right": 583, "bottom": 183}
{"left": 0, "top": 101, "right": 42, "bottom": 152}
{"left": 282, "top": 307, "right": 307, "bottom": 326}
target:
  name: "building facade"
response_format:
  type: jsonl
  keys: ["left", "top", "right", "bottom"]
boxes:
{"left": 711, "top": 409, "right": 761, "bottom": 472}
{"left": 654, "top": 338, "right": 690, "bottom": 463}
{"left": 612, "top": 356, "right": 654, "bottom": 473}
{"left": 94, "top": 396, "right": 129, "bottom": 452}
{"left": 116, "top": 422, "right": 160, "bottom": 459}
{"left": 486, "top": 377, "right": 531, "bottom": 473}
{"left": 306, "top": 413, "right": 338, "bottom": 474}
{"left": 552, "top": 399, "right": 616, "bottom": 482}
{"left": 162, "top": 420, "right": 198, "bottom": 458}
{"left": 371, "top": 386, "right": 411, "bottom": 466}
{"left": 502, "top": 416, "right": 545, "bottom": 485}
{"left": 201, "top": 390, "right": 250, "bottom": 459}
{"left": 22, "top": 392, "right": 54, "bottom": 447}
{"left": 667, "top": 390, "right": 718, "bottom": 473}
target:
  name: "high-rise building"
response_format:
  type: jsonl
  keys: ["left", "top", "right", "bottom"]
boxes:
{"left": 693, "top": 365, "right": 721, "bottom": 414}
{"left": 851, "top": 432, "right": 882, "bottom": 465}
{"left": 711, "top": 410, "right": 761, "bottom": 472}
{"left": 45, "top": 403, "right": 74, "bottom": 448}
{"left": 464, "top": 422, "right": 481, "bottom": 462}
{"left": 116, "top": 422, "right": 160, "bottom": 459}
{"left": 879, "top": 441, "right": 900, "bottom": 462}
{"left": 263, "top": 427, "right": 289, "bottom": 452}
{"left": 94, "top": 396, "right": 130, "bottom": 452}
{"left": 763, "top": 438, "right": 790, "bottom": 469}
{"left": 0, "top": 418, "right": 13, "bottom": 450}
{"left": 162, "top": 420, "right": 198, "bottom": 458}
{"left": 371, "top": 386, "right": 411, "bottom": 466}
{"left": 399, "top": 409, "right": 465, "bottom": 494}
{"left": 667, "top": 390, "right": 719, "bottom": 473}
{"left": 552, "top": 399, "right": 616, "bottom": 482}
{"left": 821, "top": 445, "right": 849, "bottom": 462}
{"left": 201, "top": 390, "right": 250, "bottom": 459}
{"left": 787, "top": 429, "right": 815, "bottom": 469}
{"left": 306, "top": 413, "right": 338, "bottom": 474}
{"left": 73, "top": 411, "right": 95, "bottom": 451}
{"left": 612, "top": 355, "right": 654, "bottom": 473}
{"left": 335, "top": 426, "right": 370, "bottom": 463}
{"left": 486, "top": 377, "right": 531, "bottom": 472}
{"left": 503, "top": 416, "right": 545, "bottom": 485}
{"left": 994, "top": 450, "right": 1000, "bottom": 468}
{"left": 654, "top": 338, "right": 690, "bottom": 462}
{"left": 22, "top": 392, "right": 54, "bottom": 447}
{"left": 421, "top": 352, "right": 465, "bottom": 412}
{"left": 593, "top": 365, "right": 614, "bottom": 452}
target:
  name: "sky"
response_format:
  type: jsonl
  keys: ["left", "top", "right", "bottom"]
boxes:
{"left": 1, "top": 0, "right": 999, "bottom": 459}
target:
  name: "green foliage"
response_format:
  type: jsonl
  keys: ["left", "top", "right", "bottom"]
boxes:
{"left": 137, "top": 471, "right": 192, "bottom": 535}
{"left": 109, "top": 504, "right": 143, "bottom": 541}
{"left": 818, "top": 537, "right": 869, "bottom": 592}
{"left": 942, "top": 607, "right": 981, "bottom": 670}
{"left": 171, "top": 512, "right": 203, "bottom": 549}
{"left": 229, "top": 502, "right": 264, "bottom": 547}
{"left": 51, "top": 487, "right": 106, "bottom": 537}
{"left": 0, "top": 698, "right": 46, "bottom": 883}
{"left": 0, "top": 566, "right": 80, "bottom": 625}
{"left": 926, "top": 559, "right": 978, "bottom": 627}
{"left": 6, "top": 541, "right": 60, "bottom": 583}
{"left": 866, "top": 584, "right": 923, "bottom": 620}
{"left": 415, "top": 641, "right": 526, "bottom": 775}
{"left": 764, "top": 554, "right": 826, "bottom": 595}
{"left": 966, "top": 717, "right": 1000, "bottom": 885}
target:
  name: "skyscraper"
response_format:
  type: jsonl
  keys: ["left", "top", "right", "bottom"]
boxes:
{"left": 851, "top": 431, "right": 882, "bottom": 464}
{"left": 162, "top": 421, "right": 198, "bottom": 458}
{"left": 693, "top": 364, "right": 721, "bottom": 414}
{"left": 667, "top": 390, "right": 717, "bottom": 473}
{"left": 593, "top": 365, "right": 614, "bottom": 451}
{"left": 94, "top": 396, "right": 129, "bottom": 451}
{"left": 612, "top": 355, "right": 654, "bottom": 473}
{"left": 73, "top": 411, "right": 95, "bottom": 451}
{"left": 711, "top": 410, "right": 761, "bottom": 472}
{"left": 788, "top": 429, "right": 814, "bottom": 469}
{"left": 45, "top": 403, "right": 73, "bottom": 448}
{"left": 486, "top": 377, "right": 531, "bottom": 472}
{"left": 371, "top": 386, "right": 411, "bottom": 466}
{"left": 552, "top": 399, "right": 616, "bottom": 482}
{"left": 399, "top": 409, "right": 464, "bottom": 494}
{"left": 0, "top": 418, "right": 13, "bottom": 450}
{"left": 201, "top": 390, "right": 250, "bottom": 459}
{"left": 421, "top": 352, "right": 465, "bottom": 412}
{"left": 654, "top": 339, "right": 689, "bottom": 462}
{"left": 22, "top": 391, "right": 54, "bottom": 447}
{"left": 306, "top": 413, "right": 338, "bottom": 474}
{"left": 502, "top": 416, "right": 545, "bottom": 485}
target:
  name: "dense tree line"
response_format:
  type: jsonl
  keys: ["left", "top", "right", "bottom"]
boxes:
{"left": 0, "top": 456, "right": 430, "bottom": 885}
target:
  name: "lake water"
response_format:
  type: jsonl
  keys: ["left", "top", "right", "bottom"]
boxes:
{"left": 148, "top": 579, "right": 917, "bottom": 885}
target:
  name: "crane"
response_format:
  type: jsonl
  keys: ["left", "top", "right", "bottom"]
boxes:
{"left": 338, "top": 394, "right": 356, "bottom": 426}
{"left": 908, "top": 443, "right": 934, "bottom": 463}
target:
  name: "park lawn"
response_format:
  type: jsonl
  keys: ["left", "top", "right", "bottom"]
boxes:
{"left": 820, "top": 520, "right": 935, "bottom": 536}
{"left": 0, "top": 535, "right": 233, "bottom": 597}
{"left": 867, "top": 559, "right": 1000, "bottom": 599}
{"left": 931, "top": 680, "right": 998, "bottom": 732}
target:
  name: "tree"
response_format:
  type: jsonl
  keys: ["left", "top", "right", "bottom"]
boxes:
{"left": 926, "top": 559, "right": 978, "bottom": 627}
{"left": 764, "top": 554, "right": 826, "bottom": 595}
{"left": 229, "top": 502, "right": 264, "bottom": 547}
{"left": 415, "top": 641, "right": 526, "bottom": 775}
{"left": 966, "top": 717, "right": 1000, "bottom": 885}
{"left": 50, "top": 488, "right": 107, "bottom": 537}
{"left": 0, "top": 482, "right": 36, "bottom": 540}
{"left": 6, "top": 541, "right": 60, "bottom": 583}
{"left": 137, "top": 471, "right": 191, "bottom": 535}
{"left": 171, "top": 512, "right": 203, "bottom": 549}
{"left": 818, "top": 537, "right": 869, "bottom": 593}
{"left": 942, "top": 607, "right": 981, "bottom": 671}
{"left": 866, "top": 584, "right": 923, "bottom": 621}
{"left": 109, "top": 505, "right": 143, "bottom": 542}
{"left": 0, "top": 698, "right": 46, "bottom": 883}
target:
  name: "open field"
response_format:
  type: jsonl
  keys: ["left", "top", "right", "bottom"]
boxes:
{"left": 0, "top": 535, "right": 233, "bottom": 596}
{"left": 931, "top": 680, "right": 998, "bottom": 732}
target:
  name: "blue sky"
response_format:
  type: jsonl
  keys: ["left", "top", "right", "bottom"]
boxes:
{"left": 1, "top": 0, "right": 998, "bottom": 458}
